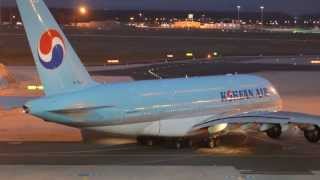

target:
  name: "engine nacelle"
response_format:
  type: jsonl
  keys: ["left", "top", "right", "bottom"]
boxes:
{"left": 208, "top": 123, "right": 228, "bottom": 134}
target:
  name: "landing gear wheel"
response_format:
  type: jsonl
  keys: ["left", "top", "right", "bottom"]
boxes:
{"left": 304, "top": 126, "right": 320, "bottom": 143}
{"left": 266, "top": 124, "right": 282, "bottom": 139}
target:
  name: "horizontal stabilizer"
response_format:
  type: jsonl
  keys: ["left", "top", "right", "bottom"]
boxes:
{"left": 0, "top": 96, "right": 39, "bottom": 110}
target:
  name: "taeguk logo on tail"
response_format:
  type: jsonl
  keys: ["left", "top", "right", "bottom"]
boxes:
{"left": 38, "top": 29, "right": 65, "bottom": 70}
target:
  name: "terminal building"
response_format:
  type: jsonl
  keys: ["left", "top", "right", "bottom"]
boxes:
{"left": 170, "top": 20, "right": 241, "bottom": 30}
{"left": 74, "top": 20, "right": 121, "bottom": 30}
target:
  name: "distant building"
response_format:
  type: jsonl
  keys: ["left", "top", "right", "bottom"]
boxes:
{"left": 201, "top": 22, "right": 241, "bottom": 30}
{"left": 172, "top": 20, "right": 201, "bottom": 29}
{"left": 171, "top": 20, "right": 240, "bottom": 30}
{"left": 75, "top": 20, "right": 121, "bottom": 30}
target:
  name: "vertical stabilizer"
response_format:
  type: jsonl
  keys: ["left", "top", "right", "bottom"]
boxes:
{"left": 17, "top": 0, "right": 97, "bottom": 96}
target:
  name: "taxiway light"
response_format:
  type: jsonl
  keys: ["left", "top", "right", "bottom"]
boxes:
{"left": 186, "top": 52, "right": 193, "bottom": 57}
{"left": 311, "top": 60, "right": 320, "bottom": 64}
{"left": 107, "top": 59, "right": 120, "bottom": 64}
{"left": 166, "top": 54, "right": 174, "bottom": 58}
{"left": 27, "top": 85, "right": 36, "bottom": 90}
{"left": 27, "top": 85, "right": 44, "bottom": 91}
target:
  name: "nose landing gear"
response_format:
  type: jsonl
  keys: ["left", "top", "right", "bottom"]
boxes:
{"left": 205, "top": 136, "right": 221, "bottom": 149}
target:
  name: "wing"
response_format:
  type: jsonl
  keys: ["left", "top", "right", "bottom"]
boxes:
{"left": 0, "top": 96, "right": 39, "bottom": 110}
{"left": 192, "top": 111, "right": 320, "bottom": 130}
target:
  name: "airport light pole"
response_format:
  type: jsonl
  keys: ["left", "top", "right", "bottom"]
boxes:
{"left": 236, "top": 5, "right": 241, "bottom": 23}
{"left": 260, "top": 6, "right": 264, "bottom": 26}
{"left": 79, "top": 5, "right": 88, "bottom": 16}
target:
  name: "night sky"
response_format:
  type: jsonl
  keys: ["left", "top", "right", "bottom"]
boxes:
{"left": 2, "top": 0, "right": 320, "bottom": 15}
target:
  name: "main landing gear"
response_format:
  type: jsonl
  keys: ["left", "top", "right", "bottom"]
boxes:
{"left": 136, "top": 136, "right": 221, "bottom": 149}
{"left": 136, "top": 136, "right": 186, "bottom": 149}
{"left": 266, "top": 124, "right": 282, "bottom": 139}
{"left": 264, "top": 124, "right": 320, "bottom": 144}
{"left": 207, "top": 137, "right": 220, "bottom": 149}
{"left": 304, "top": 126, "right": 320, "bottom": 143}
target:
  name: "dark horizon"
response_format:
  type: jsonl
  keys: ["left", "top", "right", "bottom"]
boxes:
{"left": 1, "top": 0, "right": 320, "bottom": 15}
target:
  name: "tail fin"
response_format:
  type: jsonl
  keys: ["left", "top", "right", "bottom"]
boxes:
{"left": 16, "top": 0, "right": 97, "bottom": 96}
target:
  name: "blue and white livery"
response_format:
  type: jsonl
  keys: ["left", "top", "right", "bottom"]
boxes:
{"left": 11, "top": 0, "right": 320, "bottom": 148}
{"left": 38, "top": 29, "right": 65, "bottom": 70}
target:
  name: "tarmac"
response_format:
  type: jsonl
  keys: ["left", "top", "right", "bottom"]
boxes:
{"left": 0, "top": 131, "right": 320, "bottom": 179}
{"left": 1, "top": 61, "right": 320, "bottom": 179}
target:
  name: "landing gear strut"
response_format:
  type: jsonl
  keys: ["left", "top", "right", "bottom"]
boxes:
{"left": 207, "top": 137, "right": 220, "bottom": 149}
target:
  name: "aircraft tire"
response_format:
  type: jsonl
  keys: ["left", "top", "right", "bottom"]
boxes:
{"left": 304, "top": 126, "right": 320, "bottom": 143}
{"left": 266, "top": 124, "right": 282, "bottom": 139}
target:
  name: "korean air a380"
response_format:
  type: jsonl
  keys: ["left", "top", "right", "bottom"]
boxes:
{"left": 4, "top": 0, "right": 320, "bottom": 149}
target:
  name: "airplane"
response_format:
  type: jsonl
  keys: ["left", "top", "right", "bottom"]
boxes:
{"left": 5, "top": 0, "right": 320, "bottom": 149}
